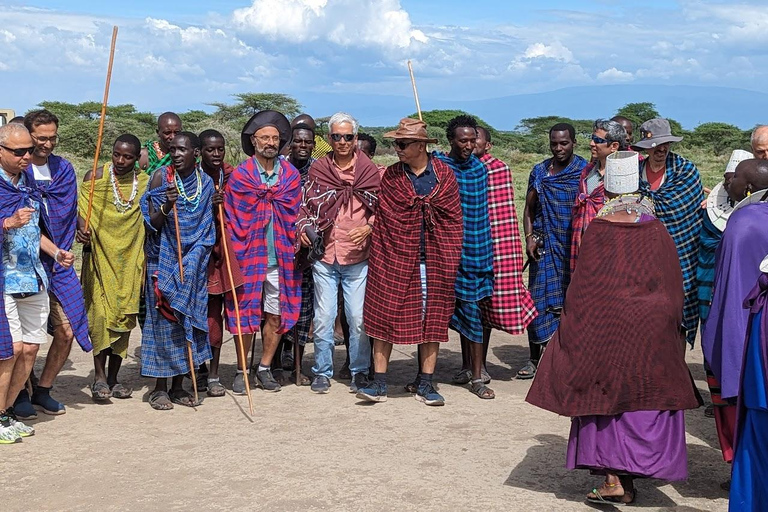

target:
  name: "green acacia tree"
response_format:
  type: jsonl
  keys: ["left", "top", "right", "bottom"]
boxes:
{"left": 209, "top": 93, "right": 303, "bottom": 123}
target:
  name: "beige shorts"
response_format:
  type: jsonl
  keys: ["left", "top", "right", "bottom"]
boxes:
{"left": 4, "top": 291, "right": 50, "bottom": 344}
{"left": 262, "top": 266, "right": 281, "bottom": 316}
{"left": 48, "top": 292, "right": 70, "bottom": 327}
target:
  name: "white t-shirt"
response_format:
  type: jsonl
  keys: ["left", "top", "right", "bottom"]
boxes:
{"left": 32, "top": 162, "right": 52, "bottom": 182}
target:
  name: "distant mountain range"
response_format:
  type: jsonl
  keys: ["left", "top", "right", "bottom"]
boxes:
{"left": 300, "top": 85, "right": 768, "bottom": 131}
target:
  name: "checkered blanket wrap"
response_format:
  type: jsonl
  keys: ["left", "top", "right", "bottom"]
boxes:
{"left": 224, "top": 157, "right": 302, "bottom": 335}
{"left": 570, "top": 162, "right": 605, "bottom": 274}
{"left": 697, "top": 214, "right": 722, "bottom": 323}
{"left": 478, "top": 154, "right": 537, "bottom": 334}
{"left": 139, "top": 167, "right": 215, "bottom": 377}
{"left": 0, "top": 176, "right": 45, "bottom": 359}
{"left": 281, "top": 267, "right": 314, "bottom": 346}
{"left": 364, "top": 158, "right": 463, "bottom": 345}
{"left": 640, "top": 152, "right": 704, "bottom": 346}
{"left": 29, "top": 157, "right": 91, "bottom": 351}
{"left": 527, "top": 156, "right": 586, "bottom": 344}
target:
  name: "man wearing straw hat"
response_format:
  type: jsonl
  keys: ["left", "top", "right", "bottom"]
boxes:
{"left": 12, "top": 110, "right": 92, "bottom": 421}
{"left": 357, "top": 118, "right": 462, "bottom": 405}
{"left": 520, "top": 123, "right": 587, "bottom": 379}
{"left": 527, "top": 150, "right": 702, "bottom": 506}
{"left": 702, "top": 158, "right": 768, "bottom": 466}
{"left": 633, "top": 118, "right": 703, "bottom": 347}
{"left": 224, "top": 110, "right": 303, "bottom": 394}
{"left": 140, "top": 132, "right": 215, "bottom": 410}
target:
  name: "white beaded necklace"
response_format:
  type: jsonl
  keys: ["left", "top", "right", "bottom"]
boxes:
{"left": 109, "top": 164, "right": 139, "bottom": 214}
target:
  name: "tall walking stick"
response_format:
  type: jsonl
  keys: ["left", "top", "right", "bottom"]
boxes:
{"left": 215, "top": 185, "right": 254, "bottom": 415}
{"left": 407, "top": 60, "right": 423, "bottom": 121}
{"left": 84, "top": 26, "right": 119, "bottom": 232}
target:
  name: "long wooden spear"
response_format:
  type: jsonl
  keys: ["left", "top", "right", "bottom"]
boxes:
{"left": 84, "top": 26, "right": 118, "bottom": 232}
{"left": 215, "top": 184, "right": 254, "bottom": 415}
{"left": 407, "top": 60, "right": 423, "bottom": 121}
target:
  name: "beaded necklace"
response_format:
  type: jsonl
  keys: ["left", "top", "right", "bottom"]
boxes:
{"left": 174, "top": 166, "right": 202, "bottom": 212}
{"left": 109, "top": 164, "right": 139, "bottom": 214}
{"left": 597, "top": 193, "right": 655, "bottom": 221}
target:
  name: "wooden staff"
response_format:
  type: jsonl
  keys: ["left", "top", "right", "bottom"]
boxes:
{"left": 186, "top": 342, "right": 199, "bottom": 404}
{"left": 407, "top": 60, "right": 423, "bottom": 121}
{"left": 84, "top": 26, "right": 119, "bottom": 232}
{"left": 215, "top": 185, "right": 254, "bottom": 415}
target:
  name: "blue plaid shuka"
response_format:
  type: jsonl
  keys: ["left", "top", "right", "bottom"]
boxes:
{"left": 697, "top": 213, "right": 722, "bottom": 324}
{"left": 527, "top": 155, "right": 586, "bottom": 344}
{"left": 139, "top": 167, "right": 215, "bottom": 378}
{"left": 434, "top": 152, "right": 494, "bottom": 343}
{"left": 640, "top": 152, "right": 703, "bottom": 346}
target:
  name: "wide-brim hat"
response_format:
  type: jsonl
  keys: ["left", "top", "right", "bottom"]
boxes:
{"left": 604, "top": 151, "right": 639, "bottom": 194}
{"left": 632, "top": 118, "right": 683, "bottom": 149}
{"left": 383, "top": 118, "right": 438, "bottom": 143}
{"left": 241, "top": 110, "right": 292, "bottom": 157}
{"left": 733, "top": 188, "right": 768, "bottom": 213}
{"left": 725, "top": 149, "right": 753, "bottom": 175}
{"left": 706, "top": 181, "right": 734, "bottom": 232}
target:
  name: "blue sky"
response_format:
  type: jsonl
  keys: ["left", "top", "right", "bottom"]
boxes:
{"left": 1, "top": 0, "right": 766, "bottom": 128}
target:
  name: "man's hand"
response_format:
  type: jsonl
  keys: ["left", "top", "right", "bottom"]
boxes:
{"left": 76, "top": 227, "right": 91, "bottom": 245}
{"left": 348, "top": 225, "right": 372, "bottom": 246}
{"left": 165, "top": 181, "right": 179, "bottom": 205}
{"left": 300, "top": 232, "right": 311, "bottom": 248}
{"left": 212, "top": 190, "right": 224, "bottom": 207}
{"left": 4, "top": 207, "right": 35, "bottom": 230}
{"left": 56, "top": 249, "right": 75, "bottom": 268}
{"left": 525, "top": 237, "right": 540, "bottom": 261}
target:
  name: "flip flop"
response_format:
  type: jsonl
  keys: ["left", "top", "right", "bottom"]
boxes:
{"left": 586, "top": 488, "right": 636, "bottom": 506}
{"left": 516, "top": 359, "right": 537, "bottom": 380}
{"left": 91, "top": 381, "right": 111, "bottom": 401}
{"left": 148, "top": 390, "right": 173, "bottom": 411}
{"left": 109, "top": 383, "right": 133, "bottom": 399}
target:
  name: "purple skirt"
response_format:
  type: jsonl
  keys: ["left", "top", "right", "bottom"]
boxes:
{"left": 566, "top": 410, "right": 688, "bottom": 481}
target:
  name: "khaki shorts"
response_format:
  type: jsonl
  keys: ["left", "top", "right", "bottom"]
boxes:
{"left": 4, "top": 291, "right": 50, "bottom": 344}
{"left": 48, "top": 292, "right": 70, "bottom": 327}
{"left": 262, "top": 266, "right": 281, "bottom": 316}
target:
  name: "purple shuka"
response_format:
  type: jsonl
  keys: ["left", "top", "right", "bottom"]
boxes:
{"left": 26, "top": 155, "right": 91, "bottom": 352}
{"left": 702, "top": 203, "right": 768, "bottom": 400}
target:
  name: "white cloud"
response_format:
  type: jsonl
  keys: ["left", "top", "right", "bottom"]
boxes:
{"left": 597, "top": 67, "right": 634, "bottom": 82}
{"left": 522, "top": 41, "right": 574, "bottom": 63}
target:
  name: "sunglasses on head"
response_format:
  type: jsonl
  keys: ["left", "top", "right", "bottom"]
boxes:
{"left": 393, "top": 140, "right": 418, "bottom": 150}
{"left": 0, "top": 145, "right": 35, "bottom": 157}
{"left": 330, "top": 133, "right": 355, "bottom": 142}
{"left": 591, "top": 134, "right": 610, "bottom": 145}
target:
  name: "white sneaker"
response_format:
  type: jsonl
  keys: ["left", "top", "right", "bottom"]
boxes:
{"left": 8, "top": 417, "right": 34, "bottom": 437}
{"left": 0, "top": 421, "right": 22, "bottom": 444}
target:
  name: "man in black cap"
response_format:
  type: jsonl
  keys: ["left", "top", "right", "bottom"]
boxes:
{"left": 223, "top": 110, "right": 303, "bottom": 393}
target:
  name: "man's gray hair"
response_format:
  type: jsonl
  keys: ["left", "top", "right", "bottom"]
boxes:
{"left": 328, "top": 112, "right": 359, "bottom": 135}
{"left": 0, "top": 123, "right": 30, "bottom": 146}
{"left": 751, "top": 125, "right": 768, "bottom": 146}
{"left": 594, "top": 119, "right": 628, "bottom": 149}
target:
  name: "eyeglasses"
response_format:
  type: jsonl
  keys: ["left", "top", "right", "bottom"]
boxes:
{"left": 32, "top": 135, "right": 59, "bottom": 144}
{"left": 253, "top": 135, "right": 280, "bottom": 144}
{"left": 0, "top": 145, "right": 35, "bottom": 157}
{"left": 393, "top": 140, "right": 418, "bottom": 150}
{"left": 591, "top": 134, "right": 610, "bottom": 145}
{"left": 330, "top": 133, "right": 355, "bottom": 142}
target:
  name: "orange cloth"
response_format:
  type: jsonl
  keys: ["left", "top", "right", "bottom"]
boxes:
{"left": 321, "top": 154, "right": 376, "bottom": 266}
{"left": 646, "top": 166, "right": 665, "bottom": 190}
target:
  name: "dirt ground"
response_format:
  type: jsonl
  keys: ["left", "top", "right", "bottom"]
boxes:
{"left": 2, "top": 330, "right": 730, "bottom": 512}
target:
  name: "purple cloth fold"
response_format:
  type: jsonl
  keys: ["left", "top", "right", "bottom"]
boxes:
{"left": 702, "top": 203, "right": 768, "bottom": 399}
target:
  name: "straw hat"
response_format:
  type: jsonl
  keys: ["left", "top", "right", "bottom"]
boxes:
{"left": 604, "top": 151, "right": 640, "bottom": 194}
{"left": 383, "top": 118, "right": 438, "bottom": 142}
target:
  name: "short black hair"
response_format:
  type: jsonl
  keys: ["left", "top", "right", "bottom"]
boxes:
{"left": 549, "top": 122, "right": 576, "bottom": 141}
{"left": 476, "top": 126, "right": 491, "bottom": 143}
{"left": 292, "top": 123, "right": 315, "bottom": 137}
{"left": 9, "top": 116, "right": 25, "bottom": 124}
{"left": 176, "top": 131, "right": 201, "bottom": 150}
{"left": 199, "top": 129, "right": 225, "bottom": 147}
{"left": 114, "top": 134, "right": 141, "bottom": 156}
{"left": 24, "top": 109, "right": 59, "bottom": 131}
{"left": 446, "top": 114, "right": 478, "bottom": 141}
{"left": 357, "top": 132, "right": 377, "bottom": 155}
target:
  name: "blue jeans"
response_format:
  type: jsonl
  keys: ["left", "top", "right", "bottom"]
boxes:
{"left": 311, "top": 260, "right": 370, "bottom": 379}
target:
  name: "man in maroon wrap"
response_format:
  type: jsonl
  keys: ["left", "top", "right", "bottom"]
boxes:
{"left": 356, "top": 118, "right": 463, "bottom": 405}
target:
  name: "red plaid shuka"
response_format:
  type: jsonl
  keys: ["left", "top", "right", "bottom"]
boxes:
{"left": 224, "top": 157, "right": 302, "bottom": 334}
{"left": 478, "top": 154, "right": 537, "bottom": 334}
{"left": 364, "top": 158, "right": 463, "bottom": 345}
{"left": 570, "top": 162, "right": 604, "bottom": 274}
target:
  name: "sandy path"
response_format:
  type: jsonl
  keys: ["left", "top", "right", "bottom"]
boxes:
{"left": 2, "top": 330, "right": 730, "bottom": 511}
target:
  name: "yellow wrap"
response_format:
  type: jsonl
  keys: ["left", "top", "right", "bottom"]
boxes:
{"left": 78, "top": 168, "right": 148, "bottom": 357}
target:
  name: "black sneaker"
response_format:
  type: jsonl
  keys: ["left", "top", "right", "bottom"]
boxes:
{"left": 349, "top": 373, "right": 369, "bottom": 393}
{"left": 256, "top": 369, "right": 281, "bottom": 392}
{"left": 311, "top": 375, "right": 331, "bottom": 394}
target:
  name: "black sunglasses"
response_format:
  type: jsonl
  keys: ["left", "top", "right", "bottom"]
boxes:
{"left": 330, "top": 133, "right": 355, "bottom": 142}
{"left": 393, "top": 140, "right": 418, "bottom": 150}
{"left": 0, "top": 145, "right": 35, "bottom": 157}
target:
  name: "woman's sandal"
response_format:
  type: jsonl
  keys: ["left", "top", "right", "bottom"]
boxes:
{"left": 516, "top": 359, "right": 538, "bottom": 380}
{"left": 91, "top": 381, "right": 111, "bottom": 401}
{"left": 470, "top": 379, "right": 495, "bottom": 399}
{"left": 148, "top": 390, "right": 173, "bottom": 411}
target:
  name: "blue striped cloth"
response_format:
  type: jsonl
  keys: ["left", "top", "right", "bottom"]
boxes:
{"left": 640, "top": 152, "right": 704, "bottom": 346}
{"left": 139, "top": 167, "right": 215, "bottom": 377}
{"left": 527, "top": 155, "right": 586, "bottom": 344}
{"left": 697, "top": 213, "right": 722, "bottom": 323}
{"left": 434, "top": 152, "right": 493, "bottom": 343}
